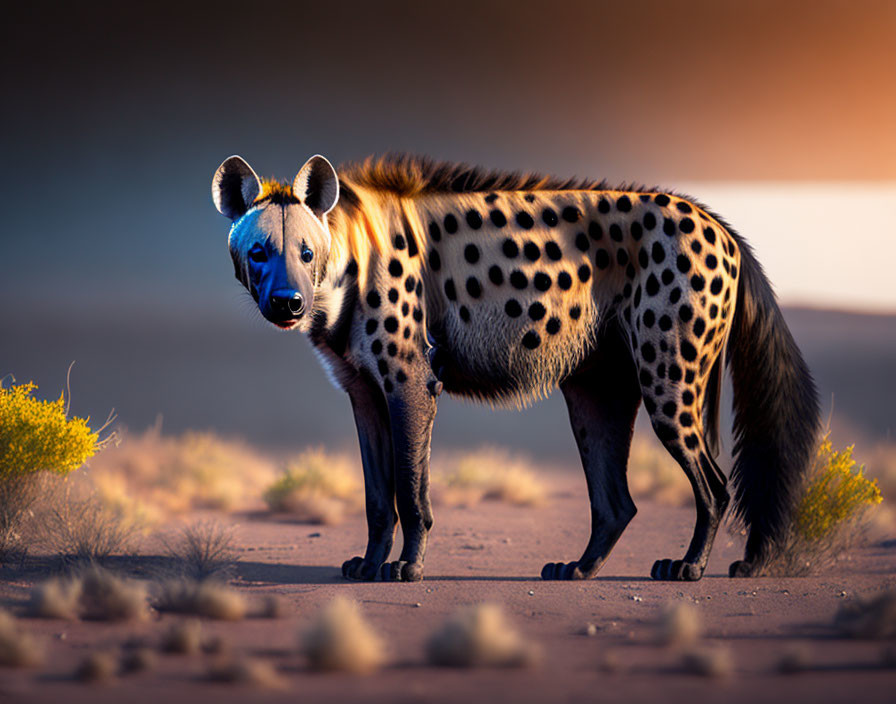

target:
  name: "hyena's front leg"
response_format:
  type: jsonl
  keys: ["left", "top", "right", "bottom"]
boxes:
{"left": 380, "top": 382, "right": 438, "bottom": 582}
{"left": 342, "top": 373, "right": 397, "bottom": 581}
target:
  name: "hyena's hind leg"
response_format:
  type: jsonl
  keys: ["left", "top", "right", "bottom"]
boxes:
{"left": 640, "top": 361, "right": 730, "bottom": 581}
{"left": 541, "top": 324, "right": 642, "bottom": 581}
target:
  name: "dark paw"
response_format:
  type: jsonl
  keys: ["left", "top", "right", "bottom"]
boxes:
{"left": 541, "top": 561, "right": 587, "bottom": 580}
{"left": 342, "top": 556, "right": 380, "bottom": 581}
{"left": 380, "top": 560, "right": 424, "bottom": 582}
{"left": 728, "top": 560, "right": 756, "bottom": 578}
{"left": 651, "top": 559, "right": 703, "bottom": 581}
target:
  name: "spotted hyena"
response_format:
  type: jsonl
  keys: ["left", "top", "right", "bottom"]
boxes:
{"left": 212, "top": 154, "right": 819, "bottom": 582}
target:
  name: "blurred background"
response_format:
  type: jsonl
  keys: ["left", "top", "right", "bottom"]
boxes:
{"left": 1, "top": 0, "right": 894, "bottom": 466}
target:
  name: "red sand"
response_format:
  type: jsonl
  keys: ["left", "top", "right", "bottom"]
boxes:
{"left": 1, "top": 474, "right": 894, "bottom": 703}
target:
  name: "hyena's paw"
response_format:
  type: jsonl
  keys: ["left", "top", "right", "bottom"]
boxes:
{"left": 541, "top": 561, "right": 589, "bottom": 580}
{"left": 379, "top": 560, "right": 424, "bottom": 582}
{"left": 728, "top": 560, "right": 759, "bottom": 578}
{"left": 651, "top": 559, "right": 704, "bottom": 581}
{"left": 341, "top": 556, "right": 381, "bottom": 581}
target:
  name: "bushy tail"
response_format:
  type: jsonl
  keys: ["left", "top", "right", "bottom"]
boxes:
{"left": 726, "top": 235, "right": 821, "bottom": 570}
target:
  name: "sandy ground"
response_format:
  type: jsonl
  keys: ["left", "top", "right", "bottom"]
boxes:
{"left": 1, "top": 473, "right": 894, "bottom": 703}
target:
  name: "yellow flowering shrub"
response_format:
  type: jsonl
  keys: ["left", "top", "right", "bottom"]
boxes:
{"left": 793, "top": 437, "right": 882, "bottom": 541}
{"left": 0, "top": 382, "right": 100, "bottom": 480}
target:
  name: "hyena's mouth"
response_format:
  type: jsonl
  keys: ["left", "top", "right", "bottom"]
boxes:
{"left": 273, "top": 320, "right": 298, "bottom": 330}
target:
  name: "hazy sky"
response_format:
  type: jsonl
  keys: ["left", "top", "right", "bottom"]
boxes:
{"left": 1, "top": 0, "right": 894, "bottom": 314}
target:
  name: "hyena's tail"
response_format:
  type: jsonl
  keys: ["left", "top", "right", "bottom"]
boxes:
{"left": 725, "top": 233, "right": 821, "bottom": 575}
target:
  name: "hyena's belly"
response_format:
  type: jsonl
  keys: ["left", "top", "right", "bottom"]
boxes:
{"left": 431, "top": 297, "right": 597, "bottom": 404}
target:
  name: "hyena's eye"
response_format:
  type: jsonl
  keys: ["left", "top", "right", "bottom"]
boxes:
{"left": 301, "top": 246, "right": 314, "bottom": 263}
{"left": 249, "top": 244, "right": 267, "bottom": 263}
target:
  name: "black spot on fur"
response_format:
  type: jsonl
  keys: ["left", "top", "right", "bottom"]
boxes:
{"left": 459, "top": 305, "right": 470, "bottom": 322}
{"left": 643, "top": 309, "right": 655, "bottom": 328}
{"left": 562, "top": 206, "right": 581, "bottom": 222}
{"left": 365, "top": 319, "right": 378, "bottom": 335}
{"left": 634, "top": 285, "right": 642, "bottom": 307}
{"left": 371, "top": 339, "right": 382, "bottom": 355}
{"left": 393, "top": 234, "right": 406, "bottom": 250}
{"left": 405, "top": 275, "right": 416, "bottom": 293}
{"left": 505, "top": 299, "right": 523, "bottom": 317}
{"left": 659, "top": 314, "right": 672, "bottom": 331}
{"left": 669, "top": 287, "right": 682, "bottom": 303}
{"left": 388, "top": 288, "right": 399, "bottom": 303}
{"left": 663, "top": 401, "right": 677, "bottom": 418}
{"left": 655, "top": 194, "right": 670, "bottom": 207}
{"left": 388, "top": 259, "right": 403, "bottom": 277}
{"left": 490, "top": 209, "right": 507, "bottom": 227}
{"left": 502, "top": 239, "right": 519, "bottom": 258}
{"left": 682, "top": 390, "right": 694, "bottom": 405}
{"left": 691, "top": 274, "right": 705, "bottom": 292}
{"left": 641, "top": 342, "right": 656, "bottom": 363}
{"left": 401, "top": 301, "right": 409, "bottom": 316}
{"left": 464, "top": 244, "right": 480, "bottom": 264}
{"left": 693, "top": 317, "right": 706, "bottom": 337}
{"left": 384, "top": 316, "right": 399, "bottom": 333}
{"left": 616, "top": 249, "right": 629, "bottom": 266}
{"left": 578, "top": 264, "right": 591, "bottom": 283}
{"left": 429, "top": 250, "right": 441, "bottom": 271}
{"left": 466, "top": 209, "right": 483, "bottom": 230}
{"left": 663, "top": 218, "right": 676, "bottom": 236}
{"left": 595, "top": 249, "right": 610, "bottom": 269}
{"left": 466, "top": 277, "right": 482, "bottom": 298}
{"left": 638, "top": 248, "right": 649, "bottom": 267}
{"left": 534, "top": 272, "right": 552, "bottom": 291}
{"left": 542, "top": 208, "right": 558, "bottom": 227}
{"left": 705, "top": 254, "right": 718, "bottom": 269}
{"left": 444, "top": 279, "right": 457, "bottom": 301}
{"left": 631, "top": 221, "right": 643, "bottom": 240}
{"left": 676, "top": 201, "right": 692, "bottom": 213}
{"left": 680, "top": 340, "right": 698, "bottom": 362}
{"left": 589, "top": 221, "right": 603, "bottom": 240}
{"left": 444, "top": 214, "right": 458, "bottom": 234}
{"left": 691, "top": 240, "right": 702, "bottom": 255}
{"left": 709, "top": 303, "right": 719, "bottom": 319}
{"left": 510, "top": 270, "right": 528, "bottom": 289}
{"left": 646, "top": 274, "right": 660, "bottom": 296}
{"left": 661, "top": 268, "right": 674, "bottom": 285}
{"left": 669, "top": 364, "right": 682, "bottom": 381}
{"left": 488, "top": 265, "right": 504, "bottom": 285}
{"left": 546, "top": 317, "right": 561, "bottom": 335}
{"left": 524, "top": 242, "right": 541, "bottom": 261}
{"left": 644, "top": 212, "right": 657, "bottom": 230}
{"left": 396, "top": 369, "right": 407, "bottom": 383}
{"left": 429, "top": 221, "right": 442, "bottom": 242}
{"left": 557, "top": 271, "right": 573, "bottom": 289}
{"left": 413, "top": 307, "right": 423, "bottom": 322}
{"left": 522, "top": 330, "right": 541, "bottom": 349}
{"left": 545, "top": 241, "right": 562, "bottom": 260}
{"left": 575, "top": 232, "right": 589, "bottom": 252}
{"left": 679, "top": 305, "right": 693, "bottom": 322}
{"left": 569, "top": 304, "right": 582, "bottom": 319}
{"left": 598, "top": 199, "right": 611, "bottom": 214}
{"left": 524, "top": 194, "right": 535, "bottom": 202}
{"left": 387, "top": 342, "right": 397, "bottom": 357}
{"left": 685, "top": 369, "right": 695, "bottom": 384}
{"left": 516, "top": 211, "right": 535, "bottom": 229}
{"left": 656, "top": 362, "right": 666, "bottom": 378}
{"left": 609, "top": 224, "right": 623, "bottom": 242}
{"left": 676, "top": 255, "right": 691, "bottom": 273}
{"left": 710, "top": 276, "right": 724, "bottom": 295}
{"left": 616, "top": 195, "right": 632, "bottom": 212}
{"left": 378, "top": 359, "right": 389, "bottom": 377}
{"left": 528, "top": 302, "right": 546, "bottom": 321}
{"left": 679, "top": 217, "right": 695, "bottom": 233}
{"left": 366, "top": 290, "right": 381, "bottom": 308}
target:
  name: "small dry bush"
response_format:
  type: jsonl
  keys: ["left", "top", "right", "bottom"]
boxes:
{"left": 426, "top": 603, "right": 539, "bottom": 668}
{"left": 161, "top": 618, "right": 203, "bottom": 655}
{"left": 657, "top": 601, "right": 701, "bottom": 648}
{"left": 834, "top": 591, "right": 896, "bottom": 639}
{"left": 680, "top": 644, "right": 733, "bottom": 678}
{"left": 0, "top": 610, "right": 43, "bottom": 667}
{"left": 0, "top": 380, "right": 111, "bottom": 561}
{"left": 432, "top": 447, "right": 547, "bottom": 507}
{"left": 765, "top": 436, "right": 883, "bottom": 576}
{"left": 155, "top": 579, "right": 247, "bottom": 621}
{"left": 163, "top": 520, "right": 239, "bottom": 580}
{"left": 207, "top": 657, "right": 287, "bottom": 689}
{"left": 30, "top": 567, "right": 148, "bottom": 621}
{"left": 85, "top": 428, "right": 278, "bottom": 523}
{"left": 74, "top": 650, "right": 119, "bottom": 683}
{"left": 299, "top": 597, "right": 385, "bottom": 673}
{"left": 263, "top": 448, "right": 360, "bottom": 524}
{"left": 627, "top": 434, "right": 692, "bottom": 507}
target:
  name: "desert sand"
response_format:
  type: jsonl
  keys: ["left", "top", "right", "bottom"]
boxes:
{"left": 1, "top": 473, "right": 894, "bottom": 703}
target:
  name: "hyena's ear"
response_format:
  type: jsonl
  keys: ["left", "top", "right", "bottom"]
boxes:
{"left": 212, "top": 156, "right": 262, "bottom": 219}
{"left": 293, "top": 155, "right": 339, "bottom": 218}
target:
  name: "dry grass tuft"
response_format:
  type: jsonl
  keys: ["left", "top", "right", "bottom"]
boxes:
{"left": 29, "top": 568, "right": 148, "bottom": 621}
{"left": 161, "top": 618, "right": 203, "bottom": 655}
{"left": 155, "top": 578, "right": 247, "bottom": 621}
{"left": 163, "top": 520, "right": 239, "bottom": 580}
{"left": 680, "top": 644, "right": 733, "bottom": 678}
{"left": 426, "top": 603, "right": 540, "bottom": 668}
{"left": 120, "top": 647, "right": 157, "bottom": 674}
{"left": 207, "top": 657, "right": 287, "bottom": 689}
{"left": 39, "top": 490, "right": 136, "bottom": 565}
{"left": 78, "top": 567, "right": 149, "bottom": 621}
{"left": 255, "top": 594, "right": 288, "bottom": 619}
{"left": 299, "top": 597, "right": 386, "bottom": 673}
{"left": 834, "top": 591, "right": 896, "bottom": 639}
{"left": 263, "top": 448, "right": 361, "bottom": 524}
{"left": 627, "top": 435, "right": 692, "bottom": 507}
{"left": 29, "top": 576, "right": 83, "bottom": 620}
{"left": 432, "top": 448, "right": 547, "bottom": 508}
{"left": 0, "top": 610, "right": 43, "bottom": 667}
{"left": 74, "top": 650, "right": 119, "bottom": 683}
{"left": 657, "top": 601, "right": 701, "bottom": 648}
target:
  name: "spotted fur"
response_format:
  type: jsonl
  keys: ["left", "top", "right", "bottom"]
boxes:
{"left": 213, "top": 154, "right": 820, "bottom": 583}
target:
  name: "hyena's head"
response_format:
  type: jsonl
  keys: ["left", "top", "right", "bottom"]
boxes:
{"left": 212, "top": 155, "right": 339, "bottom": 332}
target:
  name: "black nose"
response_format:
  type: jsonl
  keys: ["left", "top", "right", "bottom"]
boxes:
{"left": 270, "top": 292, "right": 304, "bottom": 318}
